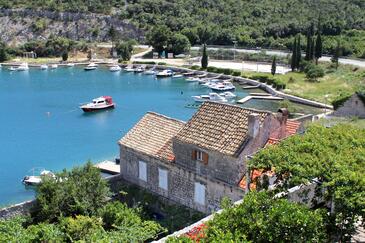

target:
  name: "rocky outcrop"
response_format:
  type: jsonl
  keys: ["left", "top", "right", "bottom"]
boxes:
{"left": 0, "top": 8, "right": 143, "bottom": 45}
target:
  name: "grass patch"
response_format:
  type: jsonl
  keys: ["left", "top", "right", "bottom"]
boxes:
{"left": 241, "top": 64, "right": 365, "bottom": 104}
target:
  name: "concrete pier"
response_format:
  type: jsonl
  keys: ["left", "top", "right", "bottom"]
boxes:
{"left": 94, "top": 160, "right": 120, "bottom": 175}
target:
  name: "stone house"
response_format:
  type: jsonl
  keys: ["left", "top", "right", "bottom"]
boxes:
{"left": 332, "top": 92, "right": 365, "bottom": 119}
{"left": 118, "top": 102, "right": 298, "bottom": 213}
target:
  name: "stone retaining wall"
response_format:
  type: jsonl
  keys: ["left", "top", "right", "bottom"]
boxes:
{"left": 0, "top": 200, "right": 36, "bottom": 220}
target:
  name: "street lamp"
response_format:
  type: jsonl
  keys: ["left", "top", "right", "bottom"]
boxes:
{"left": 233, "top": 40, "right": 237, "bottom": 61}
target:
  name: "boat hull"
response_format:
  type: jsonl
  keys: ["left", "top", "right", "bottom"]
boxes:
{"left": 81, "top": 104, "right": 115, "bottom": 112}
{"left": 211, "top": 87, "right": 236, "bottom": 92}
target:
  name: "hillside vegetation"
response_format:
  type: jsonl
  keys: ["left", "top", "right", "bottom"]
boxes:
{"left": 0, "top": 0, "right": 364, "bottom": 56}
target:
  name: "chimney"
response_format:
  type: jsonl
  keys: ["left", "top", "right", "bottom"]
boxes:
{"left": 277, "top": 108, "right": 289, "bottom": 139}
{"left": 247, "top": 113, "right": 260, "bottom": 138}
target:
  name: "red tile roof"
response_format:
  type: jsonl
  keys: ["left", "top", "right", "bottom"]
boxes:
{"left": 266, "top": 120, "right": 301, "bottom": 146}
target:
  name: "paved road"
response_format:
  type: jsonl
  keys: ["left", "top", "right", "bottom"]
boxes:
{"left": 191, "top": 46, "right": 365, "bottom": 68}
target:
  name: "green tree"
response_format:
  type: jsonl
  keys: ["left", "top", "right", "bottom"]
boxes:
{"left": 291, "top": 37, "right": 297, "bottom": 71}
{"left": 116, "top": 41, "right": 133, "bottom": 61}
{"left": 26, "top": 222, "right": 65, "bottom": 242}
{"left": 146, "top": 25, "right": 172, "bottom": 56}
{"left": 249, "top": 124, "right": 365, "bottom": 241}
{"left": 62, "top": 51, "right": 68, "bottom": 62}
{"left": 305, "top": 27, "right": 313, "bottom": 61}
{"left": 204, "top": 192, "right": 326, "bottom": 242}
{"left": 331, "top": 41, "right": 342, "bottom": 69}
{"left": 296, "top": 35, "right": 302, "bottom": 68}
{"left": 170, "top": 33, "right": 191, "bottom": 55}
{"left": 201, "top": 44, "right": 208, "bottom": 69}
{"left": 60, "top": 215, "right": 104, "bottom": 242}
{"left": 0, "top": 42, "right": 8, "bottom": 62}
{"left": 32, "top": 162, "right": 110, "bottom": 223}
{"left": 315, "top": 32, "right": 322, "bottom": 64}
{"left": 271, "top": 56, "right": 276, "bottom": 76}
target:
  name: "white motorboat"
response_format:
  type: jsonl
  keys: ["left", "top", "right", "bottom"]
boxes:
{"left": 134, "top": 66, "right": 145, "bottom": 73}
{"left": 40, "top": 64, "right": 48, "bottom": 70}
{"left": 66, "top": 63, "right": 75, "bottom": 67}
{"left": 156, "top": 69, "right": 173, "bottom": 77}
{"left": 9, "top": 66, "right": 17, "bottom": 71}
{"left": 201, "top": 79, "right": 221, "bottom": 87}
{"left": 50, "top": 64, "right": 58, "bottom": 69}
{"left": 220, "top": 91, "right": 237, "bottom": 99}
{"left": 172, "top": 74, "right": 183, "bottom": 78}
{"left": 192, "top": 93, "right": 227, "bottom": 103}
{"left": 144, "top": 69, "right": 156, "bottom": 75}
{"left": 211, "top": 81, "right": 236, "bottom": 92}
{"left": 84, "top": 63, "right": 98, "bottom": 71}
{"left": 80, "top": 96, "right": 115, "bottom": 112}
{"left": 186, "top": 77, "right": 200, "bottom": 82}
{"left": 22, "top": 168, "right": 56, "bottom": 186}
{"left": 124, "top": 65, "right": 135, "bottom": 72}
{"left": 109, "top": 65, "right": 122, "bottom": 72}
{"left": 15, "top": 63, "right": 29, "bottom": 71}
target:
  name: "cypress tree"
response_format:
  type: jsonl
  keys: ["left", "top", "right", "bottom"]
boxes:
{"left": 331, "top": 41, "right": 342, "bottom": 69}
{"left": 296, "top": 35, "right": 301, "bottom": 69}
{"left": 271, "top": 56, "right": 277, "bottom": 76}
{"left": 201, "top": 43, "right": 208, "bottom": 69}
{"left": 310, "top": 37, "right": 315, "bottom": 60}
{"left": 305, "top": 29, "right": 312, "bottom": 61}
{"left": 0, "top": 43, "right": 7, "bottom": 63}
{"left": 291, "top": 37, "right": 297, "bottom": 72}
{"left": 315, "top": 32, "right": 322, "bottom": 65}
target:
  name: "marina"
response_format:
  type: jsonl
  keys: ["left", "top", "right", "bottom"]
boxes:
{"left": 0, "top": 65, "right": 324, "bottom": 206}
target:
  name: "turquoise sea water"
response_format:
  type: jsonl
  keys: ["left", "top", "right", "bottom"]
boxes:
{"left": 0, "top": 66, "right": 318, "bottom": 206}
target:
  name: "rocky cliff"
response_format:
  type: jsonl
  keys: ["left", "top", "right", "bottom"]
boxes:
{"left": 0, "top": 8, "right": 143, "bottom": 45}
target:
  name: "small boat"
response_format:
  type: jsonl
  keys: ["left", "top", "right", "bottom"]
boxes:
{"left": 144, "top": 69, "right": 156, "bottom": 75}
{"left": 22, "top": 168, "right": 55, "bottom": 186}
{"left": 15, "top": 63, "right": 29, "bottom": 71}
{"left": 156, "top": 69, "right": 173, "bottom": 77}
{"left": 50, "top": 64, "right": 58, "bottom": 69}
{"left": 124, "top": 65, "right": 135, "bottom": 72}
{"left": 201, "top": 79, "right": 221, "bottom": 87}
{"left": 211, "top": 81, "right": 236, "bottom": 92}
{"left": 84, "top": 63, "right": 98, "bottom": 71}
{"left": 220, "top": 91, "right": 237, "bottom": 99}
{"left": 66, "top": 63, "right": 75, "bottom": 67}
{"left": 80, "top": 96, "right": 115, "bottom": 112}
{"left": 40, "top": 64, "right": 48, "bottom": 70}
{"left": 192, "top": 93, "right": 227, "bottom": 103}
{"left": 9, "top": 66, "right": 17, "bottom": 71}
{"left": 134, "top": 66, "right": 145, "bottom": 73}
{"left": 172, "top": 74, "right": 183, "bottom": 78}
{"left": 186, "top": 77, "right": 200, "bottom": 82}
{"left": 109, "top": 65, "right": 122, "bottom": 72}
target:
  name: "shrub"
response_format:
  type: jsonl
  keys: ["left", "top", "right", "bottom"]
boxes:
{"left": 305, "top": 65, "right": 325, "bottom": 81}
{"left": 232, "top": 71, "right": 241, "bottom": 76}
{"left": 133, "top": 61, "right": 156, "bottom": 65}
{"left": 157, "top": 62, "right": 166, "bottom": 65}
{"left": 207, "top": 66, "right": 217, "bottom": 73}
{"left": 191, "top": 65, "right": 200, "bottom": 70}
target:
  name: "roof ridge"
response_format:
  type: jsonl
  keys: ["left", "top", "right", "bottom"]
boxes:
{"left": 203, "top": 101, "right": 273, "bottom": 115}
{"left": 146, "top": 111, "right": 186, "bottom": 125}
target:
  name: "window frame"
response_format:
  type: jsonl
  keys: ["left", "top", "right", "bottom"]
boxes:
{"left": 194, "top": 182, "right": 206, "bottom": 205}
{"left": 138, "top": 161, "right": 147, "bottom": 182}
{"left": 158, "top": 168, "right": 168, "bottom": 190}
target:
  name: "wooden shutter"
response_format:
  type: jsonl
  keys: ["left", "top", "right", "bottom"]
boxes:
{"left": 192, "top": 150, "right": 197, "bottom": 160}
{"left": 202, "top": 152, "right": 209, "bottom": 164}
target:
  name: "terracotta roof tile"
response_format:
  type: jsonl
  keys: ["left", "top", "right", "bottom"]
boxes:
{"left": 265, "top": 120, "right": 301, "bottom": 147}
{"left": 175, "top": 102, "right": 270, "bottom": 157}
{"left": 119, "top": 112, "right": 185, "bottom": 162}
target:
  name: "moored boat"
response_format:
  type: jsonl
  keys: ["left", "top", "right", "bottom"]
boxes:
{"left": 66, "top": 63, "right": 75, "bottom": 67}
{"left": 84, "top": 63, "right": 98, "bottom": 71}
{"left": 50, "top": 64, "right": 58, "bottom": 69}
{"left": 156, "top": 69, "right": 173, "bottom": 77}
{"left": 134, "top": 66, "right": 145, "bottom": 73}
{"left": 220, "top": 91, "right": 237, "bottom": 99}
{"left": 80, "top": 96, "right": 115, "bottom": 112}
{"left": 124, "top": 65, "right": 135, "bottom": 72}
{"left": 172, "top": 74, "right": 183, "bottom": 78}
{"left": 144, "top": 69, "right": 156, "bottom": 75}
{"left": 211, "top": 81, "right": 236, "bottom": 92}
{"left": 192, "top": 92, "right": 227, "bottom": 103}
{"left": 40, "top": 64, "right": 48, "bottom": 70}
{"left": 15, "top": 63, "right": 29, "bottom": 71}
{"left": 186, "top": 77, "right": 200, "bottom": 82}
{"left": 109, "top": 65, "right": 122, "bottom": 72}
{"left": 22, "top": 168, "right": 55, "bottom": 186}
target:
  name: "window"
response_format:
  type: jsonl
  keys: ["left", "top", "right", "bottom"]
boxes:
{"left": 192, "top": 150, "right": 209, "bottom": 164}
{"left": 158, "top": 168, "right": 168, "bottom": 190}
{"left": 138, "top": 161, "right": 147, "bottom": 182}
{"left": 194, "top": 182, "right": 206, "bottom": 205}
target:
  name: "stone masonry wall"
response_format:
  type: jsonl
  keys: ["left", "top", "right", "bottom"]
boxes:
{"left": 332, "top": 95, "right": 365, "bottom": 118}
{"left": 0, "top": 200, "right": 36, "bottom": 220}
{"left": 119, "top": 145, "right": 245, "bottom": 214}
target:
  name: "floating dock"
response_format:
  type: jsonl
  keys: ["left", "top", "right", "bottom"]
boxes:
{"left": 94, "top": 160, "right": 120, "bottom": 175}
{"left": 237, "top": 95, "right": 283, "bottom": 104}
{"left": 241, "top": 85, "right": 260, "bottom": 89}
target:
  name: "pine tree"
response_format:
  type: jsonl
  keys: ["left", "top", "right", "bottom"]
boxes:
{"left": 296, "top": 35, "right": 301, "bottom": 69}
{"left": 271, "top": 56, "right": 277, "bottom": 76}
{"left": 315, "top": 32, "right": 322, "bottom": 65}
{"left": 291, "top": 37, "right": 297, "bottom": 72}
{"left": 201, "top": 43, "right": 208, "bottom": 69}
